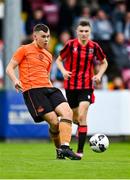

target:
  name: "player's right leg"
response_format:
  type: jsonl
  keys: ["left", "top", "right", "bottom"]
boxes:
{"left": 23, "top": 88, "right": 61, "bottom": 157}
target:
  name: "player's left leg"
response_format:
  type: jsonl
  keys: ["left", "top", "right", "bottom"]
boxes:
{"left": 76, "top": 101, "right": 90, "bottom": 157}
{"left": 55, "top": 102, "right": 73, "bottom": 147}
{"left": 55, "top": 102, "right": 81, "bottom": 160}
{"left": 75, "top": 89, "right": 95, "bottom": 158}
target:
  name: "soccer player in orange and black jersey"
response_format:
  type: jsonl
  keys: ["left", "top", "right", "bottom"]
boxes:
{"left": 6, "top": 24, "right": 81, "bottom": 160}
{"left": 56, "top": 20, "right": 108, "bottom": 158}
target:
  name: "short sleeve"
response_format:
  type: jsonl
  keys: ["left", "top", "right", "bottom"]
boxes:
{"left": 95, "top": 43, "right": 106, "bottom": 62}
{"left": 12, "top": 46, "right": 25, "bottom": 63}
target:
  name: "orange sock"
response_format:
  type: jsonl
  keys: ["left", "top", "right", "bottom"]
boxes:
{"left": 59, "top": 119, "right": 72, "bottom": 145}
{"left": 49, "top": 129, "right": 61, "bottom": 148}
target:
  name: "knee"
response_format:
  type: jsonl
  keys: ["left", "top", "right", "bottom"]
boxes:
{"left": 61, "top": 108, "right": 73, "bottom": 120}
{"left": 67, "top": 108, "right": 73, "bottom": 119}
{"left": 44, "top": 113, "right": 59, "bottom": 131}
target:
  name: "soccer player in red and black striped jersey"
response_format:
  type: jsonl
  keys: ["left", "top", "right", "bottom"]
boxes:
{"left": 56, "top": 19, "right": 108, "bottom": 158}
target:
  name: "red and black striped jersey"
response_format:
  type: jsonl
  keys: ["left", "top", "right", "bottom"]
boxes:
{"left": 60, "top": 38, "right": 106, "bottom": 90}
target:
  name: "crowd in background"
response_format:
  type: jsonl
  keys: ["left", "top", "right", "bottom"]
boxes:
{"left": 0, "top": 0, "right": 130, "bottom": 90}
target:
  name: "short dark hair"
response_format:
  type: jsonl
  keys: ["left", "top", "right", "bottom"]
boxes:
{"left": 33, "top": 24, "right": 49, "bottom": 33}
{"left": 77, "top": 19, "right": 91, "bottom": 27}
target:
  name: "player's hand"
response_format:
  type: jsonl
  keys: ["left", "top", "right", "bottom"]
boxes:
{"left": 14, "top": 80, "right": 23, "bottom": 92}
{"left": 62, "top": 70, "right": 72, "bottom": 80}
{"left": 92, "top": 74, "right": 101, "bottom": 84}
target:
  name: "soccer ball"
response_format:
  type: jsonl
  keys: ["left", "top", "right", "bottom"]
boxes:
{"left": 89, "top": 134, "right": 109, "bottom": 153}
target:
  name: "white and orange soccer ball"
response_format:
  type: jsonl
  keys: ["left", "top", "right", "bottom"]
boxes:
{"left": 89, "top": 134, "right": 109, "bottom": 153}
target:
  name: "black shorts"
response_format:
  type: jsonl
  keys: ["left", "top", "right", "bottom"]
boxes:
{"left": 23, "top": 87, "right": 66, "bottom": 123}
{"left": 65, "top": 89, "right": 95, "bottom": 109}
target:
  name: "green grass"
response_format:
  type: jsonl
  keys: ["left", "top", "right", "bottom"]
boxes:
{"left": 0, "top": 141, "right": 130, "bottom": 179}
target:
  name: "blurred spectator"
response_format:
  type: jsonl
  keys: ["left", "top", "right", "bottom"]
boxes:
{"left": 58, "top": 0, "right": 81, "bottom": 36}
{"left": 77, "top": 5, "right": 91, "bottom": 21}
{"left": 55, "top": 30, "right": 71, "bottom": 80}
{"left": 111, "top": 33, "right": 130, "bottom": 71}
{"left": 92, "top": 9, "right": 114, "bottom": 81}
{"left": 92, "top": 9, "right": 113, "bottom": 41}
{"left": 115, "top": 11, "right": 130, "bottom": 41}
{"left": 108, "top": 76, "right": 124, "bottom": 90}
{"left": 51, "top": 30, "right": 71, "bottom": 88}
{"left": 122, "top": 69, "right": 130, "bottom": 89}
{"left": 23, "top": 0, "right": 59, "bottom": 33}
{"left": 43, "top": 1, "right": 59, "bottom": 32}
{"left": 23, "top": 0, "right": 46, "bottom": 13}
{"left": 25, "top": 8, "right": 48, "bottom": 37}
{"left": 54, "top": 30, "right": 71, "bottom": 58}
{"left": 123, "top": 12, "right": 130, "bottom": 41}
{"left": 112, "top": 1, "right": 126, "bottom": 25}
{"left": 97, "top": 0, "right": 113, "bottom": 14}
{"left": 75, "top": 5, "right": 91, "bottom": 22}
{"left": 126, "top": 39, "right": 130, "bottom": 60}
{"left": 86, "top": 0, "right": 99, "bottom": 16}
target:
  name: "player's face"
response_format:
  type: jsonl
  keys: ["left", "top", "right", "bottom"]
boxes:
{"left": 34, "top": 30, "right": 50, "bottom": 49}
{"left": 76, "top": 25, "right": 91, "bottom": 42}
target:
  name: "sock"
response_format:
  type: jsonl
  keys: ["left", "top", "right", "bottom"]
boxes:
{"left": 59, "top": 118, "right": 72, "bottom": 146}
{"left": 49, "top": 129, "right": 61, "bottom": 148}
{"left": 77, "top": 125, "right": 88, "bottom": 153}
{"left": 60, "top": 145, "right": 69, "bottom": 149}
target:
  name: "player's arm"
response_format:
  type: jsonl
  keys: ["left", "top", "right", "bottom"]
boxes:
{"left": 92, "top": 58, "right": 108, "bottom": 84}
{"left": 6, "top": 59, "right": 23, "bottom": 92}
{"left": 56, "top": 55, "right": 72, "bottom": 80}
{"left": 47, "top": 62, "right": 53, "bottom": 86}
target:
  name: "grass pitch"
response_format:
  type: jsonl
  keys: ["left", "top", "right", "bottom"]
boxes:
{"left": 0, "top": 141, "right": 130, "bottom": 179}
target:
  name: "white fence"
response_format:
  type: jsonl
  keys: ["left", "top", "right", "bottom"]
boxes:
{"left": 2, "top": 90, "right": 130, "bottom": 137}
